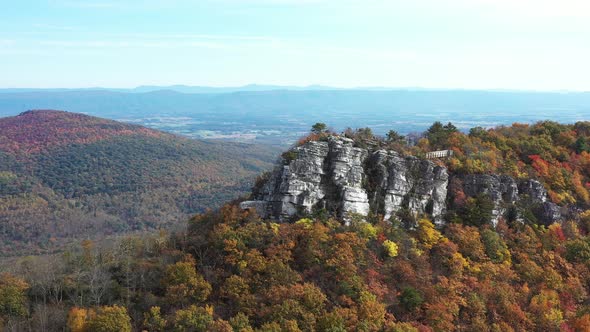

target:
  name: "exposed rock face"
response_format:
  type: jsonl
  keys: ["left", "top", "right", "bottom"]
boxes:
{"left": 517, "top": 179, "right": 561, "bottom": 224}
{"left": 462, "top": 174, "right": 519, "bottom": 203}
{"left": 539, "top": 202, "right": 562, "bottom": 225}
{"left": 458, "top": 175, "right": 560, "bottom": 225}
{"left": 327, "top": 137, "right": 370, "bottom": 217}
{"left": 518, "top": 179, "right": 547, "bottom": 203}
{"left": 366, "top": 150, "right": 448, "bottom": 225}
{"left": 241, "top": 136, "right": 448, "bottom": 224}
{"left": 241, "top": 135, "right": 562, "bottom": 226}
{"left": 461, "top": 174, "right": 519, "bottom": 225}
{"left": 253, "top": 140, "right": 330, "bottom": 219}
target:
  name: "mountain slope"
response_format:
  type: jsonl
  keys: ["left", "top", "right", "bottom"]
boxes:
{"left": 0, "top": 110, "right": 279, "bottom": 255}
{"left": 3, "top": 121, "right": 590, "bottom": 331}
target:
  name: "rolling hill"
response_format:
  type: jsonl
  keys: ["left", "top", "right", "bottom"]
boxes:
{"left": 0, "top": 110, "right": 279, "bottom": 255}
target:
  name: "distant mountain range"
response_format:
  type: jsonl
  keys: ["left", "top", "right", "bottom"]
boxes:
{"left": 0, "top": 89, "right": 588, "bottom": 146}
{"left": 0, "top": 110, "right": 279, "bottom": 255}
{"left": 0, "top": 84, "right": 340, "bottom": 94}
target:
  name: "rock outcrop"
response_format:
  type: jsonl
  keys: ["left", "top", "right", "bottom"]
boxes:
{"left": 241, "top": 136, "right": 448, "bottom": 224}
{"left": 241, "top": 135, "right": 562, "bottom": 226}
{"left": 519, "top": 179, "right": 548, "bottom": 203}
{"left": 459, "top": 175, "right": 559, "bottom": 225}
{"left": 365, "top": 150, "right": 448, "bottom": 225}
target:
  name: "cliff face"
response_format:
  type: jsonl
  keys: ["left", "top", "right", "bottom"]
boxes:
{"left": 241, "top": 136, "right": 561, "bottom": 226}
{"left": 365, "top": 149, "right": 448, "bottom": 225}
{"left": 241, "top": 136, "right": 448, "bottom": 224}
{"left": 459, "top": 174, "right": 560, "bottom": 225}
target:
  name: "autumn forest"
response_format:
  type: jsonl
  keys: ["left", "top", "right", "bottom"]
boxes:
{"left": 1, "top": 115, "right": 590, "bottom": 331}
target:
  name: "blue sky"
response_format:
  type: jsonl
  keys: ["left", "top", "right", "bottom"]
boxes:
{"left": 1, "top": 0, "right": 589, "bottom": 90}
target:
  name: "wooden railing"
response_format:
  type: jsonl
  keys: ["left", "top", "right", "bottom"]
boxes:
{"left": 425, "top": 149, "right": 453, "bottom": 159}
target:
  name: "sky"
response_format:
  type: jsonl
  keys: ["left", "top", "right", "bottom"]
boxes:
{"left": 1, "top": 0, "right": 589, "bottom": 90}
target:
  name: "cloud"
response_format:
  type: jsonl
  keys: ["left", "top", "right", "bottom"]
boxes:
{"left": 39, "top": 40, "right": 228, "bottom": 49}
{"left": 106, "top": 33, "right": 278, "bottom": 42}
{"left": 33, "top": 32, "right": 283, "bottom": 50}
{"left": 55, "top": 1, "right": 121, "bottom": 9}
{"left": 34, "top": 31, "right": 285, "bottom": 51}
{"left": 33, "top": 23, "right": 77, "bottom": 31}
{"left": 465, "top": 0, "right": 590, "bottom": 18}
{"left": 275, "top": 43, "right": 418, "bottom": 62}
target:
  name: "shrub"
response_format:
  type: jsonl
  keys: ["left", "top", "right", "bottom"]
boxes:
{"left": 399, "top": 287, "right": 424, "bottom": 312}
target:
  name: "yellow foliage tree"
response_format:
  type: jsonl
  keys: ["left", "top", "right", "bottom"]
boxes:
{"left": 357, "top": 291, "right": 387, "bottom": 332}
{"left": 143, "top": 306, "right": 167, "bottom": 332}
{"left": 529, "top": 289, "right": 563, "bottom": 330}
{"left": 163, "top": 254, "right": 212, "bottom": 306}
{"left": 86, "top": 305, "right": 132, "bottom": 332}
{"left": 382, "top": 240, "right": 399, "bottom": 258}
{"left": 0, "top": 273, "right": 29, "bottom": 320}
{"left": 67, "top": 307, "right": 94, "bottom": 332}
{"left": 416, "top": 218, "right": 443, "bottom": 249}
{"left": 172, "top": 305, "right": 213, "bottom": 332}
{"left": 295, "top": 218, "right": 314, "bottom": 228}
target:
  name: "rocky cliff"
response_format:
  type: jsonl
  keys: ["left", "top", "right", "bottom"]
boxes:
{"left": 241, "top": 136, "right": 561, "bottom": 226}
{"left": 459, "top": 174, "right": 560, "bottom": 225}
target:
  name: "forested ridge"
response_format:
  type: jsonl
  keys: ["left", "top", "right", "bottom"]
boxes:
{"left": 2, "top": 202, "right": 590, "bottom": 331}
{"left": 1, "top": 119, "right": 590, "bottom": 331}
{"left": 0, "top": 109, "right": 163, "bottom": 154}
{"left": 0, "top": 110, "right": 279, "bottom": 255}
{"left": 333, "top": 119, "right": 590, "bottom": 209}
